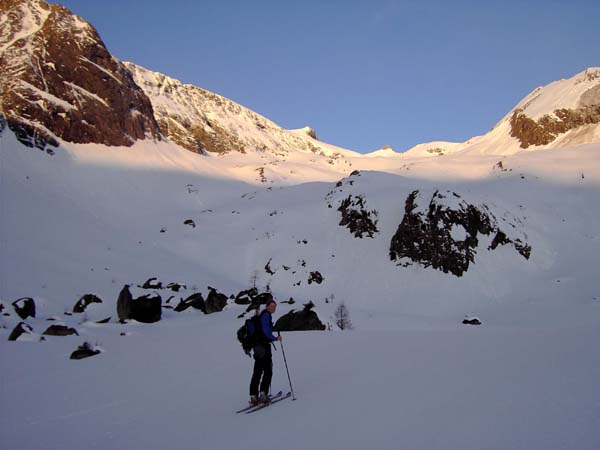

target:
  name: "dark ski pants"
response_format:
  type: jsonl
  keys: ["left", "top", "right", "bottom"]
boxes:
{"left": 250, "top": 343, "right": 272, "bottom": 396}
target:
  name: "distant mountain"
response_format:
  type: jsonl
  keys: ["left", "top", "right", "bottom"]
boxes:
{"left": 0, "top": 0, "right": 161, "bottom": 151}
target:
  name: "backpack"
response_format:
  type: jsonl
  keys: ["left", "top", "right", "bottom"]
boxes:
{"left": 237, "top": 314, "right": 261, "bottom": 355}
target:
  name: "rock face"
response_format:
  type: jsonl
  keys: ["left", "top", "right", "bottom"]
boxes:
{"left": 509, "top": 105, "right": 600, "bottom": 148}
{"left": 389, "top": 190, "right": 531, "bottom": 277}
{"left": 0, "top": 0, "right": 161, "bottom": 150}
{"left": 274, "top": 302, "right": 326, "bottom": 331}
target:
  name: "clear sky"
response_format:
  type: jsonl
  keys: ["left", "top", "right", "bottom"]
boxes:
{"left": 57, "top": 0, "right": 599, "bottom": 153}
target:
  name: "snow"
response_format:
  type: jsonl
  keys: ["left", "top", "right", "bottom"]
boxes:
{"left": 79, "top": 56, "right": 123, "bottom": 85}
{"left": 63, "top": 81, "right": 109, "bottom": 107}
{"left": 2, "top": 120, "right": 600, "bottom": 448}
{"left": 0, "top": 1, "right": 50, "bottom": 53}
{"left": 19, "top": 79, "right": 75, "bottom": 111}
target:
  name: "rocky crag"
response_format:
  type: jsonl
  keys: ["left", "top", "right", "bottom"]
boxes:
{"left": 0, "top": 0, "right": 161, "bottom": 151}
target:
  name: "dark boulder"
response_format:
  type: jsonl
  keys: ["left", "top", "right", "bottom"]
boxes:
{"left": 184, "top": 219, "right": 196, "bottom": 228}
{"left": 142, "top": 277, "right": 163, "bottom": 289}
{"left": 8, "top": 322, "right": 34, "bottom": 341}
{"left": 73, "top": 294, "right": 102, "bottom": 313}
{"left": 205, "top": 287, "right": 228, "bottom": 314}
{"left": 274, "top": 302, "right": 326, "bottom": 331}
{"left": 308, "top": 271, "right": 324, "bottom": 285}
{"left": 43, "top": 325, "right": 79, "bottom": 336}
{"left": 244, "top": 292, "right": 275, "bottom": 313}
{"left": 174, "top": 293, "right": 205, "bottom": 312}
{"left": 167, "top": 282, "right": 186, "bottom": 292}
{"left": 116, "top": 285, "right": 132, "bottom": 322}
{"left": 462, "top": 317, "right": 482, "bottom": 325}
{"left": 70, "top": 342, "right": 101, "bottom": 360}
{"left": 131, "top": 293, "right": 162, "bottom": 323}
{"left": 234, "top": 287, "right": 259, "bottom": 305}
{"left": 12, "top": 297, "right": 36, "bottom": 320}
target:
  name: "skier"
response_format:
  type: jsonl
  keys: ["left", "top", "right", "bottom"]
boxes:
{"left": 249, "top": 300, "right": 282, "bottom": 405}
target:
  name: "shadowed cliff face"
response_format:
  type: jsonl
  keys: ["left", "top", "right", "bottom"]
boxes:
{"left": 0, "top": 0, "right": 162, "bottom": 149}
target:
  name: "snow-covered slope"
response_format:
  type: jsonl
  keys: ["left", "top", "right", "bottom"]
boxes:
{"left": 2, "top": 122, "right": 600, "bottom": 449}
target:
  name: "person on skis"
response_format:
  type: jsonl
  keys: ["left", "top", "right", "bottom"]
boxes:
{"left": 249, "top": 300, "right": 282, "bottom": 405}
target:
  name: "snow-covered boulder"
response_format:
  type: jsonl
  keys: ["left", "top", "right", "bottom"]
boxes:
{"left": 12, "top": 297, "right": 36, "bottom": 320}
{"left": 8, "top": 322, "right": 34, "bottom": 341}
{"left": 73, "top": 294, "right": 102, "bottom": 313}
{"left": 69, "top": 342, "right": 101, "bottom": 360}
{"left": 274, "top": 302, "right": 326, "bottom": 331}
{"left": 42, "top": 325, "right": 78, "bottom": 336}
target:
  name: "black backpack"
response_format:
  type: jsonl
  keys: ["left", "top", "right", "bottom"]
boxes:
{"left": 237, "top": 314, "right": 261, "bottom": 355}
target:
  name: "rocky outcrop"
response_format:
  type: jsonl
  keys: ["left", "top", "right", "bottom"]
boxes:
{"left": 73, "top": 294, "right": 102, "bottom": 313}
{"left": 390, "top": 190, "right": 531, "bottom": 277}
{"left": 0, "top": 0, "right": 161, "bottom": 149}
{"left": 274, "top": 302, "right": 326, "bottom": 331}
{"left": 338, "top": 195, "right": 379, "bottom": 238}
{"left": 12, "top": 297, "right": 35, "bottom": 320}
{"left": 509, "top": 105, "right": 600, "bottom": 148}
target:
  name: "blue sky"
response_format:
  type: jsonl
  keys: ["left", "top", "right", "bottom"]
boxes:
{"left": 58, "top": 0, "right": 599, "bottom": 153}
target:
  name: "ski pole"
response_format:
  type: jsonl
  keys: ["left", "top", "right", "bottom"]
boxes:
{"left": 278, "top": 332, "right": 296, "bottom": 400}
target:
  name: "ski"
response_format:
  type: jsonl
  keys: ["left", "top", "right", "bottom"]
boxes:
{"left": 235, "top": 391, "right": 283, "bottom": 414}
{"left": 244, "top": 391, "right": 292, "bottom": 414}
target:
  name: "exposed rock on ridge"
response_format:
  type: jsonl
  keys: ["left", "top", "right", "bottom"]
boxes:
{"left": 124, "top": 61, "right": 353, "bottom": 163}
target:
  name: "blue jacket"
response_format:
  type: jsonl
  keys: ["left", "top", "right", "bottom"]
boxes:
{"left": 259, "top": 311, "right": 277, "bottom": 342}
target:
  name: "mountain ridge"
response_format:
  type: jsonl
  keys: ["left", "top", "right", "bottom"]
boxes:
{"left": 1, "top": 0, "right": 598, "bottom": 164}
